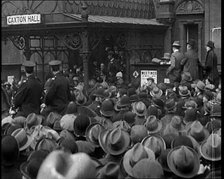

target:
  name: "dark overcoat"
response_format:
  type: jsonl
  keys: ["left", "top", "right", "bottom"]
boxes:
{"left": 14, "top": 74, "right": 43, "bottom": 117}
{"left": 182, "top": 49, "right": 202, "bottom": 81}
{"left": 45, "top": 72, "right": 71, "bottom": 115}
{"left": 167, "top": 51, "right": 185, "bottom": 83}
{"left": 205, "top": 49, "right": 219, "bottom": 87}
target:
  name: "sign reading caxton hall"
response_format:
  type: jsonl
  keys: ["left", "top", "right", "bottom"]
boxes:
{"left": 7, "top": 14, "right": 41, "bottom": 25}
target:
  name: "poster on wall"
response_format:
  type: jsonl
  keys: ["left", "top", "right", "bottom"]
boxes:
{"left": 140, "top": 70, "right": 157, "bottom": 86}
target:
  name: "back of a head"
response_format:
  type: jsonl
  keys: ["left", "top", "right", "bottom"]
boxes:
{"left": 1, "top": 135, "right": 19, "bottom": 166}
{"left": 73, "top": 114, "right": 90, "bottom": 136}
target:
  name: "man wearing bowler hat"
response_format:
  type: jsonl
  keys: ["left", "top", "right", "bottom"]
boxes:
{"left": 13, "top": 61, "right": 43, "bottom": 117}
{"left": 166, "top": 41, "right": 185, "bottom": 84}
{"left": 41, "top": 60, "right": 71, "bottom": 117}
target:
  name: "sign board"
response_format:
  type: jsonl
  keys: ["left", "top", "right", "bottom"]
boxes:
{"left": 7, "top": 14, "right": 41, "bottom": 25}
{"left": 7, "top": 76, "right": 14, "bottom": 85}
{"left": 164, "top": 78, "right": 170, "bottom": 83}
{"left": 141, "top": 70, "right": 157, "bottom": 86}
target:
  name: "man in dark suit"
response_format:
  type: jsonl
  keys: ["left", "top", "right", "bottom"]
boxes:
{"left": 204, "top": 41, "right": 219, "bottom": 88}
{"left": 166, "top": 41, "right": 185, "bottom": 84}
{"left": 41, "top": 60, "right": 71, "bottom": 117}
{"left": 181, "top": 39, "right": 203, "bottom": 81}
{"left": 13, "top": 61, "right": 43, "bottom": 117}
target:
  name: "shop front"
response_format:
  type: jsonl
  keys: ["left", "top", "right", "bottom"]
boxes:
{"left": 2, "top": 1, "right": 169, "bottom": 88}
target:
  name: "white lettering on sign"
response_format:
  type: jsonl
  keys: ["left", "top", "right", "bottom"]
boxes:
{"left": 141, "top": 70, "right": 157, "bottom": 86}
{"left": 7, "top": 14, "right": 41, "bottom": 25}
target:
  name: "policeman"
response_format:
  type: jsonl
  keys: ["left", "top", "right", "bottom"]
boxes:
{"left": 13, "top": 61, "right": 43, "bottom": 117}
{"left": 41, "top": 60, "right": 71, "bottom": 117}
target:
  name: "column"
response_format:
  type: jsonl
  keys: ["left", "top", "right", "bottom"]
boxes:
{"left": 164, "top": 26, "right": 172, "bottom": 53}
{"left": 23, "top": 36, "right": 31, "bottom": 61}
{"left": 81, "top": 30, "right": 89, "bottom": 89}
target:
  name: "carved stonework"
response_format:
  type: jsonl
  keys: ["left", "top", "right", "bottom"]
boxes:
{"left": 63, "top": 33, "right": 82, "bottom": 50}
{"left": 8, "top": 36, "right": 26, "bottom": 50}
{"left": 1, "top": 0, "right": 59, "bottom": 16}
{"left": 176, "top": 0, "right": 204, "bottom": 15}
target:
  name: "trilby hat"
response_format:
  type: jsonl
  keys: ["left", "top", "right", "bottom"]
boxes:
{"left": 11, "top": 128, "right": 33, "bottom": 151}
{"left": 141, "top": 135, "right": 166, "bottom": 158}
{"left": 122, "top": 143, "right": 155, "bottom": 177}
{"left": 167, "top": 146, "right": 200, "bottom": 178}
{"left": 199, "top": 133, "right": 221, "bottom": 161}
{"left": 98, "top": 127, "right": 130, "bottom": 156}
{"left": 85, "top": 122, "right": 104, "bottom": 147}
{"left": 144, "top": 115, "right": 162, "bottom": 134}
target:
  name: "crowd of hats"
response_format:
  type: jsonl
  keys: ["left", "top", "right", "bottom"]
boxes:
{"left": 1, "top": 75, "right": 221, "bottom": 179}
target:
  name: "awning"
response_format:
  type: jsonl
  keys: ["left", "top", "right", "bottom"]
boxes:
{"left": 65, "top": 14, "right": 166, "bottom": 26}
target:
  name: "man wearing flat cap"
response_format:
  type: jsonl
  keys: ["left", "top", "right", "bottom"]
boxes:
{"left": 166, "top": 41, "right": 185, "bottom": 84}
{"left": 13, "top": 61, "right": 43, "bottom": 117}
{"left": 41, "top": 60, "right": 71, "bottom": 117}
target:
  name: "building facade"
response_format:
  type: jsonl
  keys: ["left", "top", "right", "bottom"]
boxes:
{"left": 1, "top": 0, "right": 221, "bottom": 87}
{"left": 155, "top": 0, "right": 221, "bottom": 71}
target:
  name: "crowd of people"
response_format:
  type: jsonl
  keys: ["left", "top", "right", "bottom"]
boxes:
{"left": 1, "top": 40, "right": 221, "bottom": 179}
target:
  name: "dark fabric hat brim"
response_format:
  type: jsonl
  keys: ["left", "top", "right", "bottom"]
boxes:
{"left": 100, "top": 110, "right": 114, "bottom": 117}
{"left": 167, "top": 146, "right": 200, "bottom": 178}
{"left": 78, "top": 106, "right": 97, "bottom": 118}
